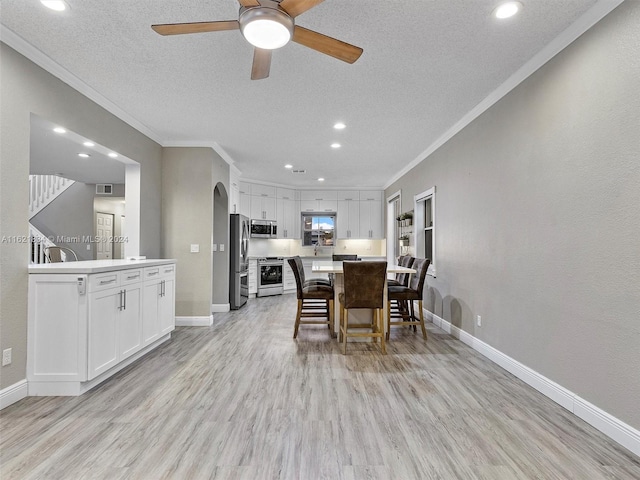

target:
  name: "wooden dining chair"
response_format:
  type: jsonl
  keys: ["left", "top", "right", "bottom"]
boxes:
{"left": 338, "top": 261, "right": 387, "bottom": 354}
{"left": 387, "top": 258, "right": 430, "bottom": 340}
{"left": 288, "top": 257, "right": 334, "bottom": 339}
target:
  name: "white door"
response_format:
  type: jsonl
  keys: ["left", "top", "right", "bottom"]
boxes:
{"left": 96, "top": 212, "right": 114, "bottom": 259}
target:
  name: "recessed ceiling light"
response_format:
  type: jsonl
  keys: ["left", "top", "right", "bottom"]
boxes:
{"left": 78, "top": 153, "right": 90, "bottom": 158}
{"left": 40, "top": 0, "right": 69, "bottom": 12}
{"left": 83, "top": 141, "right": 95, "bottom": 147}
{"left": 53, "top": 127, "right": 66, "bottom": 134}
{"left": 493, "top": 1, "right": 522, "bottom": 19}
{"left": 284, "top": 164, "right": 293, "bottom": 169}
{"left": 108, "top": 152, "right": 118, "bottom": 158}
{"left": 334, "top": 122, "right": 346, "bottom": 130}
{"left": 331, "top": 143, "right": 341, "bottom": 149}
{"left": 318, "top": 178, "right": 325, "bottom": 182}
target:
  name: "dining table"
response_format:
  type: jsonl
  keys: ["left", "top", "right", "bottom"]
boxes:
{"left": 312, "top": 260, "right": 416, "bottom": 339}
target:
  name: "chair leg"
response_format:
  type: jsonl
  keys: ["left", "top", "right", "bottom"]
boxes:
{"left": 342, "top": 308, "right": 348, "bottom": 355}
{"left": 418, "top": 300, "right": 427, "bottom": 340}
{"left": 386, "top": 301, "right": 391, "bottom": 341}
{"left": 379, "top": 309, "right": 386, "bottom": 354}
{"left": 329, "top": 299, "right": 335, "bottom": 338}
{"left": 293, "top": 299, "right": 303, "bottom": 338}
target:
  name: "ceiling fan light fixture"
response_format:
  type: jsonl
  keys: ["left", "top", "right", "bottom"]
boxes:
{"left": 40, "top": 0, "right": 69, "bottom": 12}
{"left": 239, "top": 7, "right": 294, "bottom": 50}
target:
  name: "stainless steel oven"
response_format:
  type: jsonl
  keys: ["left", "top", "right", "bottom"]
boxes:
{"left": 257, "top": 257, "right": 284, "bottom": 297}
{"left": 250, "top": 219, "right": 277, "bottom": 238}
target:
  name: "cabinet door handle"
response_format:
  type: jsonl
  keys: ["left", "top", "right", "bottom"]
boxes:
{"left": 100, "top": 278, "right": 116, "bottom": 285}
{"left": 118, "top": 290, "right": 124, "bottom": 310}
{"left": 123, "top": 289, "right": 127, "bottom": 310}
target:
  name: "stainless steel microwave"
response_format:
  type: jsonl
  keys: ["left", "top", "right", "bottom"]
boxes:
{"left": 250, "top": 219, "right": 277, "bottom": 238}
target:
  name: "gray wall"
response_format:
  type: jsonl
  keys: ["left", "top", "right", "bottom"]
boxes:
{"left": 0, "top": 44, "right": 163, "bottom": 389}
{"left": 213, "top": 183, "right": 230, "bottom": 306}
{"left": 386, "top": 2, "right": 640, "bottom": 430}
{"left": 30, "top": 182, "right": 96, "bottom": 261}
{"left": 161, "top": 148, "right": 230, "bottom": 317}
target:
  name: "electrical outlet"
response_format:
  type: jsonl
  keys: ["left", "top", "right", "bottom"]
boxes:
{"left": 476, "top": 315, "right": 482, "bottom": 327}
{"left": 2, "top": 348, "right": 12, "bottom": 366}
{"left": 190, "top": 244, "right": 200, "bottom": 253}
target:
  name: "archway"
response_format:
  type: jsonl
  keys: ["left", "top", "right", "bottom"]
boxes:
{"left": 212, "top": 182, "right": 230, "bottom": 313}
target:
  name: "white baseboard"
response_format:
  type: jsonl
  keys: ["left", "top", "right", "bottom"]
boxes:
{"left": 175, "top": 315, "right": 213, "bottom": 327}
{"left": 0, "top": 380, "right": 28, "bottom": 409}
{"left": 211, "top": 303, "right": 230, "bottom": 313}
{"left": 424, "top": 309, "right": 640, "bottom": 458}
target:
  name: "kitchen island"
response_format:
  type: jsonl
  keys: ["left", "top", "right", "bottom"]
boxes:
{"left": 28, "top": 259, "right": 176, "bottom": 396}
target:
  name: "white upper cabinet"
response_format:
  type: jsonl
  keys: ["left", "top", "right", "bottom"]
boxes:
{"left": 239, "top": 181, "right": 251, "bottom": 218}
{"left": 337, "top": 191, "right": 360, "bottom": 239}
{"left": 277, "top": 188, "right": 299, "bottom": 238}
{"left": 359, "top": 191, "right": 383, "bottom": 239}
{"left": 299, "top": 190, "right": 337, "bottom": 213}
{"left": 250, "top": 184, "right": 277, "bottom": 220}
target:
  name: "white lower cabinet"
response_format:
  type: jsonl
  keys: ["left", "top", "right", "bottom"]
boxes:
{"left": 28, "top": 260, "right": 176, "bottom": 396}
{"left": 142, "top": 264, "right": 176, "bottom": 346}
{"left": 283, "top": 260, "right": 296, "bottom": 292}
{"left": 248, "top": 259, "right": 258, "bottom": 295}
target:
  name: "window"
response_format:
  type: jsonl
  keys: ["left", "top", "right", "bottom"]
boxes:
{"left": 302, "top": 214, "right": 335, "bottom": 246}
{"left": 414, "top": 186, "right": 435, "bottom": 276}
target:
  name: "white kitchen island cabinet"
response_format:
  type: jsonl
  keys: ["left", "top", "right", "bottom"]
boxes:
{"left": 28, "top": 259, "right": 176, "bottom": 396}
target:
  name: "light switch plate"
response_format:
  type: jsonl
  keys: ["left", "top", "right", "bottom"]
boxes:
{"left": 212, "top": 244, "right": 218, "bottom": 252}
{"left": 219, "top": 244, "right": 225, "bottom": 252}
{"left": 190, "top": 244, "right": 200, "bottom": 253}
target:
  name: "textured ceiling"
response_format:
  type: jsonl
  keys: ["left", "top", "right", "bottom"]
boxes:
{"left": 2, "top": 0, "right": 606, "bottom": 188}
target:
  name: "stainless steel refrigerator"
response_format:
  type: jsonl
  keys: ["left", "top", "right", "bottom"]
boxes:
{"left": 229, "top": 214, "right": 250, "bottom": 309}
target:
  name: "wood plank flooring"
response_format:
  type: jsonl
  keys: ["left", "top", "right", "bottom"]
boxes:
{"left": 1, "top": 294, "right": 639, "bottom": 479}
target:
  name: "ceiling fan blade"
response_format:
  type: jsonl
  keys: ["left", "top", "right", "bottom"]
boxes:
{"left": 251, "top": 48, "right": 272, "bottom": 80}
{"left": 279, "top": 0, "right": 325, "bottom": 18}
{"left": 152, "top": 20, "right": 239, "bottom": 36}
{"left": 238, "top": 0, "right": 260, "bottom": 7}
{"left": 292, "top": 26, "right": 363, "bottom": 64}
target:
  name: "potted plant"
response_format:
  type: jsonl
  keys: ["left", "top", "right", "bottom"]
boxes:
{"left": 399, "top": 234, "right": 409, "bottom": 246}
{"left": 404, "top": 211, "right": 413, "bottom": 226}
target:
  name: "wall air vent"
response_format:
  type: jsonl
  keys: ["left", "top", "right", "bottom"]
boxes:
{"left": 96, "top": 184, "right": 113, "bottom": 195}
{"left": 291, "top": 169, "right": 306, "bottom": 174}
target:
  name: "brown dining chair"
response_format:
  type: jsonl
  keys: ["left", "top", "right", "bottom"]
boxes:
{"left": 288, "top": 257, "right": 334, "bottom": 339}
{"left": 388, "top": 255, "right": 414, "bottom": 287}
{"left": 338, "top": 261, "right": 387, "bottom": 354}
{"left": 332, "top": 254, "right": 358, "bottom": 261}
{"left": 387, "top": 258, "right": 430, "bottom": 340}
{"left": 329, "top": 254, "right": 358, "bottom": 285}
{"left": 291, "top": 256, "right": 331, "bottom": 287}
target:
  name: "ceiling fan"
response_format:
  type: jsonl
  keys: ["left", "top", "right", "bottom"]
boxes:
{"left": 151, "top": 0, "right": 363, "bottom": 80}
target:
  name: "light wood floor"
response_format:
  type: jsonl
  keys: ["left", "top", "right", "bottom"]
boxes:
{"left": 1, "top": 294, "right": 639, "bottom": 479}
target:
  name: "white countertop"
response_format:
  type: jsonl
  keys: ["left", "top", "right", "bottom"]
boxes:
{"left": 29, "top": 259, "right": 176, "bottom": 274}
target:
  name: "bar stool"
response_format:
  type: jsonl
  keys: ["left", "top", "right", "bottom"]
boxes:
{"left": 338, "top": 261, "right": 387, "bottom": 354}
{"left": 387, "top": 258, "right": 430, "bottom": 340}
{"left": 388, "top": 255, "right": 414, "bottom": 287}
{"left": 288, "top": 257, "right": 334, "bottom": 338}
{"left": 291, "top": 256, "right": 331, "bottom": 287}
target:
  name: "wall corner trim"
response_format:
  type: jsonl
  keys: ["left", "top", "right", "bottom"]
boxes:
{"left": 424, "top": 309, "right": 640, "bottom": 458}
{"left": 0, "top": 380, "right": 28, "bottom": 410}
{"left": 175, "top": 315, "right": 213, "bottom": 327}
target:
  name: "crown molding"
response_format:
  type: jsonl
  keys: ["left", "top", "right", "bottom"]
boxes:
{"left": 383, "top": 0, "right": 624, "bottom": 190}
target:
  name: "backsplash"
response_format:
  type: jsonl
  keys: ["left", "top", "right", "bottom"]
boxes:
{"left": 248, "top": 238, "right": 386, "bottom": 258}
